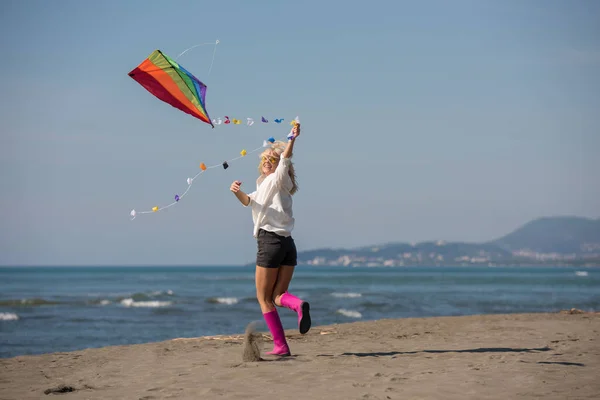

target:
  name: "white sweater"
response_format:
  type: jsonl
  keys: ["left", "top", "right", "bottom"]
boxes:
{"left": 245, "top": 156, "right": 295, "bottom": 238}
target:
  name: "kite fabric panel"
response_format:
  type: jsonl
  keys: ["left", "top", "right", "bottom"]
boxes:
{"left": 128, "top": 50, "right": 214, "bottom": 127}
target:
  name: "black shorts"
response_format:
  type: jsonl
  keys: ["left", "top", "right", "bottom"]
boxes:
{"left": 256, "top": 229, "right": 297, "bottom": 268}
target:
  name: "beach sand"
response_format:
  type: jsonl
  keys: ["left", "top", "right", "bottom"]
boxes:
{"left": 1, "top": 311, "right": 599, "bottom": 399}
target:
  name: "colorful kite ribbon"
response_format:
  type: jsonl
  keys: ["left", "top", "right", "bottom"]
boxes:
{"left": 130, "top": 117, "right": 299, "bottom": 220}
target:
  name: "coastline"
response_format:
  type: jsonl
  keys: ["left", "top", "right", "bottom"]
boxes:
{"left": 1, "top": 311, "right": 599, "bottom": 399}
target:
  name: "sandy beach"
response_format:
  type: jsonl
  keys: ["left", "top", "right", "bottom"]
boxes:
{"left": 1, "top": 311, "right": 599, "bottom": 400}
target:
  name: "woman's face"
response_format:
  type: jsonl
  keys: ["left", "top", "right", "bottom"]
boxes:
{"left": 261, "top": 150, "right": 280, "bottom": 175}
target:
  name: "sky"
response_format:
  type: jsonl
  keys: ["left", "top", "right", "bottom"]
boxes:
{"left": 0, "top": 0, "right": 599, "bottom": 266}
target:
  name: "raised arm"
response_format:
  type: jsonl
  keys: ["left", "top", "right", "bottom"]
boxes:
{"left": 281, "top": 123, "right": 300, "bottom": 159}
{"left": 270, "top": 123, "right": 300, "bottom": 188}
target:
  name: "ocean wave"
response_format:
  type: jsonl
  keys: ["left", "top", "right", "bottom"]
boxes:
{"left": 0, "top": 298, "right": 61, "bottom": 307}
{"left": 336, "top": 309, "right": 362, "bottom": 318}
{"left": 331, "top": 292, "right": 362, "bottom": 298}
{"left": 575, "top": 271, "right": 589, "bottom": 277}
{"left": 120, "top": 299, "right": 172, "bottom": 308}
{"left": 87, "top": 299, "right": 112, "bottom": 306}
{"left": 150, "top": 290, "right": 174, "bottom": 296}
{"left": 206, "top": 297, "right": 239, "bottom": 305}
{"left": 360, "top": 301, "right": 387, "bottom": 309}
{"left": 241, "top": 297, "right": 258, "bottom": 303}
{"left": 0, "top": 312, "right": 19, "bottom": 321}
{"left": 116, "top": 290, "right": 175, "bottom": 303}
{"left": 86, "top": 290, "right": 174, "bottom": 306}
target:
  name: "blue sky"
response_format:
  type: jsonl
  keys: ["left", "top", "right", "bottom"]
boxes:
{"left": 1, "top": 0, "right": 598, "bottom": 266}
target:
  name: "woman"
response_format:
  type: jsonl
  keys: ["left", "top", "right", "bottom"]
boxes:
{"left": 229, "top": 123, "right": 310, "bottom": 356}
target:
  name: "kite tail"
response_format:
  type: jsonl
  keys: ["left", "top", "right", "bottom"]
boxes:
{"left": 129, "top": 133, "right": 290, "bottom": 220}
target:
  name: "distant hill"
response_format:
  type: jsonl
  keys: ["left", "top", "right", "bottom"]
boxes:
{"left": 490, "top": 216, "right": 600, "bottom": 254}
{"left": 296, "top": 216, "right": 600, "bottom": 267}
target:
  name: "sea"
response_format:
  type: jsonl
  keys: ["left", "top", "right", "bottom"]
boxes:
{"left": 1, "top": 265, "right": 598, "bottom": 359}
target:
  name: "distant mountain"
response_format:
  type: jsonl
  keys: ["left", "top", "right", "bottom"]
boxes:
{"left": 490, "top": 216, "right": 600, "bottom": 254}
{"left": 296, "top": 216, "right": 600, "bottom": 267}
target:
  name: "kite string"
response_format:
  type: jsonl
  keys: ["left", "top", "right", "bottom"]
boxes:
{"left": 207, "top": 40, "right": 218, "bottom": 76}
{"left": 175, "top": 39, "right": 219, "bottom": 76}
{"left": 129, "top": 138, "right": 283, "bottom": 220}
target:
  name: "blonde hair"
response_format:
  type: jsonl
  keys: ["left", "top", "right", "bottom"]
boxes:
{"left": 258, "top": 141, "right": 298, "bottom": 195}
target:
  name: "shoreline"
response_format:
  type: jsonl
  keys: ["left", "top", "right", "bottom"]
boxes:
{"left": 2, "top": 311, "right": 599, "bottom": 399}
{"left": 3, "top": 308, "right": 596, "bottom": 360}
{"left": 2, "top": 264, "right": 600, "bottom": 268}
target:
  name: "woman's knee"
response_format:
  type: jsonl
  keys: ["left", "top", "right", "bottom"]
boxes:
{"left": 256, "top": 293, "right": 275, "bottom": 309}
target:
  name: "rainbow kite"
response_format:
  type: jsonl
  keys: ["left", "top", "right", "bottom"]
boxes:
{"left": 128, "top": 50, "right": 214, "bottom": 127}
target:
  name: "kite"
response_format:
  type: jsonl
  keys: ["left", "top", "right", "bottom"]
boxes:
{"left": 128, "top": 49, "right": 214, "bottom": 127}
{"left": 127, "top": 40, "right": 302, "bottom": 219}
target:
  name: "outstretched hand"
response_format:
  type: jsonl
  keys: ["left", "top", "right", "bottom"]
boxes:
{"left": 290, "top": 123, "right": 301, "bottom": 140}
{"left": 230, "top": 180, "right": 242, "bottom": 193}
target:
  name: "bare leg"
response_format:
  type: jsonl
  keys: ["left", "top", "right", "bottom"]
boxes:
{"left": 255, "top": 266, "right": 279, "bottom": 313}
{"left": 273, "top": 266, "right": 312, "bottom": 334}
{"left": 273, "top": 265, "right": 295, "bottom": 306}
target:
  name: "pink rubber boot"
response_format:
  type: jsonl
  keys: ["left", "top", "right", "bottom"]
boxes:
{"left": 280, "top": 292, "right": 311, "bottom": 334}
{"left": 263, "top": 309, "right": 291, "bottom": 356}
